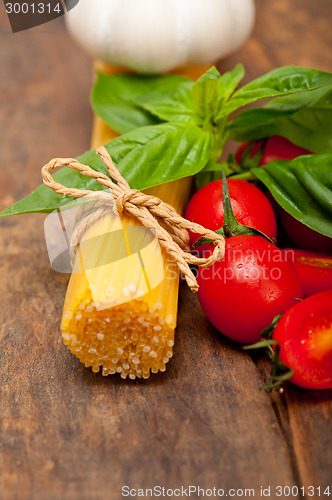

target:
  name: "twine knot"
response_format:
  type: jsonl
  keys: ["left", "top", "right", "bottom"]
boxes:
{"left": 115, "top": 188, "right": 140, "bottom": 214}
{"left": 41, "top": 146, "right": 225, "bottom": 293}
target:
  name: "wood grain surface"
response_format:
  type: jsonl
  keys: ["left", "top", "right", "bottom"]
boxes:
{"left": 0, "top": 1, "right": 331, "bottom": 499}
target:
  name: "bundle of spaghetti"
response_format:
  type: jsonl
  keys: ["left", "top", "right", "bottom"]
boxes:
{"left": 60, "top": 64, "right": 203, "bottom": 379}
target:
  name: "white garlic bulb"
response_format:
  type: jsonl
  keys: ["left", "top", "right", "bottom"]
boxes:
{"left": 66, "top": 0, "right": 255, "bottom": 74}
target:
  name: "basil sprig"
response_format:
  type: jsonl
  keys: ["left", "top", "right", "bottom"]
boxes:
{"left": 2, "top": 64, "right": 332, "bottom": 239}
{"left": 0, "top": 123, "right": 211, "bottom": 216}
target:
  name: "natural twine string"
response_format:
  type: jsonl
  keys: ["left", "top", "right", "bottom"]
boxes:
{"left": 41, "top": 146, "right": 225, "bottom": 292}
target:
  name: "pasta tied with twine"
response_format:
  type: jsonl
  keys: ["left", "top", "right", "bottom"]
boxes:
{"left": 41, "top": 146, "right": 225, "bottom": 293}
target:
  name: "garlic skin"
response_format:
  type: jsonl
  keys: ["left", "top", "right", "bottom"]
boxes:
{"left": 65, "top": 0, "right": 255, "bottom": 74}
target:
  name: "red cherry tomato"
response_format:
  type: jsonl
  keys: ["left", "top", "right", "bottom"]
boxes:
{"left": 235, "top": 136, "right": 311, "bottom": 166}
{"left": 281, "top": 211, "right": 332, "bottom": 253}
{"left": 197, "top": 235, "right": 303, "bottom": 344}
{"left": 273, "top": 290, "right": 332, "bottom": 390}
{"left": 260, "top": 135, "right": 311, "bottom": 165}
{"left": 282, "top": 248, "right": 332, "bottom": 297}
{"left": 185, "top": 179, "right": 277, "bottom": 254}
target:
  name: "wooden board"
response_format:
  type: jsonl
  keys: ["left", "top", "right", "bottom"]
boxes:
{"left": 0, "top": 1, "right": 331, "bottom": 499}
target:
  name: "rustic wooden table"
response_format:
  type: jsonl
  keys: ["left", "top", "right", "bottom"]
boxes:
{"left": 0, "top": 1, "right": 331, "bottom": 499}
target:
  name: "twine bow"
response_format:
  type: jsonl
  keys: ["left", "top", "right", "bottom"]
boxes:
{"left": 41, "top": 146, "right": 225, "bottom": 292}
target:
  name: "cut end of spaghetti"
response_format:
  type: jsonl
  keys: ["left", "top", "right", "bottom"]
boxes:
{"left": 61, "top": 286, "right": 175, "bottom": 380}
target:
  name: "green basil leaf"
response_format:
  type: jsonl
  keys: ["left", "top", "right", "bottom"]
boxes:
{"left": 108, "top": 123, "right": 212, "bottom": 189}
{"left": 1, "top": 123, "right": 211, "bottom": 217}
{"left": 265, "top": 86, "right": 328, "bottom": 111}
{"left": 191, "top": 64, "right": 244, "bottom": 121}
{"left": 228, "top": 86, "right": 332, "bottom": 153}
{"left": 251, "top": 154, "right": 332, "bottom": 237}
{"left": 91, "top": 72, "right": 191, "bottom": 134}
{"left": 136, "top": 84, "right": 196, "bottom": 123}
{"left": 216, "top": 63, "right": 245, "bottom": 103}
{"left": 192, "top": 67, "right": 222, "bottom": 120}
{"left": 217, "top": 66, "right": 332, "bottom": 119}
